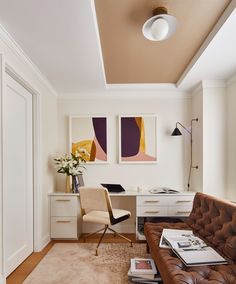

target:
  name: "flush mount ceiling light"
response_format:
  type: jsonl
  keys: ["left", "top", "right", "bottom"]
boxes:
{"left": 142, "top": 7, "right": 178, "bottom": 41}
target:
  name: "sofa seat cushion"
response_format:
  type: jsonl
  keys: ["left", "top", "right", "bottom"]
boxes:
{"left": 144, "top": 222, "right": 236, "bottom": 284}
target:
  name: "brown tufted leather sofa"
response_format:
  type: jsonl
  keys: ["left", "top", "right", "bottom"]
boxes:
{"left": 144, "top": 192, "right": 236, "bottom": 284}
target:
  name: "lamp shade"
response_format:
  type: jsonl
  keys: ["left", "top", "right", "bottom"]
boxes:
{"left": 142, "top": 14, "right": 178, "bottom": 41}
{"left": 151, "top": 18, "right": 169, "bottom": 41}
{"left": 171, "top": 127, "right": 182, "bottom": 136}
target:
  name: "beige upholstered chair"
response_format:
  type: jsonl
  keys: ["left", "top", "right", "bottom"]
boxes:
{"left": 79, "top": 187, "right": 133, "bottom": 255}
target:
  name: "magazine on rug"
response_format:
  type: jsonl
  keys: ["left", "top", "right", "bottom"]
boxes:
{"left": 127, "top": 268, "right": 161, "bottom": 281}
{"left": 159, "top": 229, "right": 227, "bottom": 266}
{"left": 130, "top": 258, "right": 157, "bottom": 275}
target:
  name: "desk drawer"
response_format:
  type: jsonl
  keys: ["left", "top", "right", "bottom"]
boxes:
{"left": 51, "top": 217, "right": 77, "bottom": 239}
{"left": 137, "top": 196, "right": 168, "bottom": 206}
{"left": 168, "top": 206, "right": 192, "bottom": 217}
{"left": 170, "top": 195, "right": 194, "bottom": 205}
{"left": 51, "top": 196, "right": 77, "bottom": 216}
{"left": 137, "top": 206, "right": 168, "bottom": 217}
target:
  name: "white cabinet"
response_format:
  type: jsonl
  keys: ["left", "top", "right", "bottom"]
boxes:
{"left": 50, "top": 195, "right": 79, "bottom": 239}
{"left": 167, "top": 195, "right": 194, "bottom": 216}
{"left": 49, "top": 192, "right": 194, "bottom": 240}
{"left": 137, "top": 206, "right": 168, "bottom": 217}
{"left": 136, "top": 193, "right": 195, "bottom": 240}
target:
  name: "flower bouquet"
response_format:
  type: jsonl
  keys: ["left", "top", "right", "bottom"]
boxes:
{"left": 54, "top": 148, "right": 89, "bottom": 193}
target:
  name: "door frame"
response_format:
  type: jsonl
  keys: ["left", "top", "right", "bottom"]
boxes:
{"left": 0, "top": 61, "right": 42, "bottom": 280}
{"left": 4, "top": 63, "right": 42, "bottom": 252}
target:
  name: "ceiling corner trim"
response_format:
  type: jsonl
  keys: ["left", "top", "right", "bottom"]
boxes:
{"left": 105, "top": 83, "right": 178, "bottom": 91}
{"left": 176, "top": 0, "right": 236, "bottom": 89}
{"left": 227, "top": 72, "right": 236, "bottom": 86}
{"left": 90, "top": 0, "right": 107, "bottom": 87}
{"left": 201, "top": 80, "right": 226, "bottom": 89}
{"left": 191, "top": 82, "right": 203, "bottom": 96}
{"left": 191, "top": 79, "right": 226, "bottom": 95}
{"left": 0, "top": 24, "right": 58, "bottom": 98}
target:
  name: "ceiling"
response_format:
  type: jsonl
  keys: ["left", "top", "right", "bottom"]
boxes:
{"left": 95, "top": 0, "right": 230, "bottom": 84}
{"left": 0, "top": 0, "right": 235, "bottom": 95}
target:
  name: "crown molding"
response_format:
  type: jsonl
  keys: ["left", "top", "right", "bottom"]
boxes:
{"left": 191, "top": 79, "right": 226, "bottom": 96}
{"left": 227, "top": 72, "right": 236, "bottom": 86}
{"left": 0, "top": 24, "right": 58, "bottom": 97}
{"left": 106, "top": 83, "right": 178, "bottom": 91}
{"left": 201, "top": 80, "right": 226, "bottom": 89}
{"left": 58, "top": 88, "right": 192, "bottom": 100}
{"left": 191, "top": 82, "right": 203, "bottom": 96}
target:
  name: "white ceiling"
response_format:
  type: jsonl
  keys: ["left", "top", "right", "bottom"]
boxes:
{"left": 0, "top": 0, "right": 236, "bottom": 95}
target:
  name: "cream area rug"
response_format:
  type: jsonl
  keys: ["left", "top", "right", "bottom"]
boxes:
{"left": 23, "top": 243, "right": 150, "bottom": 284}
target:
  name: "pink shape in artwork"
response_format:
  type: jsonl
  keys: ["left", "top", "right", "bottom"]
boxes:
{"left": 122, "top": 151, "right": 156, "bottom": 161}
{"left": 94, "top": 136, "right": 107, "bottom": 161}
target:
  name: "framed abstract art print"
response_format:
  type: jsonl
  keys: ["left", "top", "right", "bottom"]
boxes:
{"left": 118, "top": 114, "right": 157, "bottom": 163}
{"left": 69, "top": 115, "right": 108, "bottom": 164}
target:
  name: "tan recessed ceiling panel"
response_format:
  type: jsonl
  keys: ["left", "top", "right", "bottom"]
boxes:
{"left": 94, "top": 0, "right": 231, "bottom": 84}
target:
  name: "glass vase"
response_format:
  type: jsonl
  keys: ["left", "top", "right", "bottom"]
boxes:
{"left": 72, "top": 175, "right": 79, "bottom": 193}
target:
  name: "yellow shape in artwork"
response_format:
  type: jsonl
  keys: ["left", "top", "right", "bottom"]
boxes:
{"left": 72, "top": 140, "right": 93, "bottom": 162}
{"left": 135, "top": 117, "right": 146, "bottom": 153}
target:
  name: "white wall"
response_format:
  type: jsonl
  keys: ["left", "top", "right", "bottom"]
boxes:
{"left": 191, "top": 85, "right": 203, "bottom": 192}
{"left": 202, "top": 82, "right": 226, "bottom": 198}
{"left": 40, "top": 93, "right": 58, "bottom": 246}
{"left": 0, "top": 25, "right": 58, "bottom": 281}
{"left": 191, "top": 81, "right": 226, "bottom": 198}
{"left": 226, "top": 74, "right": 236, "bottom": 201}
{"left": 56, "top": 94, "right": 192, "bottom": 192}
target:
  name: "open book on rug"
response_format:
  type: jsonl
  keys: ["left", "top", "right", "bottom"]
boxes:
{"left": 159, "top": 229, "right": 227, "bottom": 266}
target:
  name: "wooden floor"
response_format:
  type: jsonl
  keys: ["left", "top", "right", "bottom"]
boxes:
{"left": 6, "top": 234, "right": 137, "bottom": 284}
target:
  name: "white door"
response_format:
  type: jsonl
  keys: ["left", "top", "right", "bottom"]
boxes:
{"left": 3, "top": 73, "right": 33, "bottom": 276}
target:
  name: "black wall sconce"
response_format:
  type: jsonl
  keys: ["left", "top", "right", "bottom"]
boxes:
{"left": 171, "top": 118, "right": 198, "bottom": 191}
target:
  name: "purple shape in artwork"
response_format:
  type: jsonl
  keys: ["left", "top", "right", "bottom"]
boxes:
{"left": 121, "top": 117, "right": 140, "bottom": 157}
{"left": 92, "top": 117, "right": 107, "bottom": 153}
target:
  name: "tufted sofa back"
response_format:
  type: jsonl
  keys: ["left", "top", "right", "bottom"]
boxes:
{"left": 187, "top": 192, "right": 236, "bottom": 261}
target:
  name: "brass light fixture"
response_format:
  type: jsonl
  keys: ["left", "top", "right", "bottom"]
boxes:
{"left": 142, "top": 7, "right": 178, "bottom": 41}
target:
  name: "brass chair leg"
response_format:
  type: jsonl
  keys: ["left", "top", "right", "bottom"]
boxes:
{"left": 108, "top": 227, "right": 133, "bottom": 247}
{"left": 84, "top": 227, "right": 106, "bottom": 240}
{"left": 95, "top": 225, "right": 108, "bottom": 256}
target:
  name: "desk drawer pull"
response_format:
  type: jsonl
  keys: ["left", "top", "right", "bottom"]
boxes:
{"left": 176, "top": 200, "right": 192, "bottom": 203}
{"left": 176, "top": 211, "right": 191, "bottom": 214}
{"left": 144, "top": 211, "right": 160, "bottom": 214}
{"left": 56, "top": 220, "right": 71, "bottom": 223}
{"left": 144, "top": 200, "right": 160, "bottom": 203}
{"left": 56, "top": 199, "right": 71, "bottom": 202}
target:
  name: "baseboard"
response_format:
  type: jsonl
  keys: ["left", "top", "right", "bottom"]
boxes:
{"left": 37, "top": 234, "right": 50, "bottom": 252}
{"left": 0, "top": 275, "right": 6, "bottom": 284}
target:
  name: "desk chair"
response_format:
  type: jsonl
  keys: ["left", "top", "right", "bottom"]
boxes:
{"left": 79, "top": 187, "right": 133, "bottom": 256}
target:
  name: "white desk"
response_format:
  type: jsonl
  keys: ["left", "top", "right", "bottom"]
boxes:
{"left": 49, "top": 191, "right": 195, "bottom": 240}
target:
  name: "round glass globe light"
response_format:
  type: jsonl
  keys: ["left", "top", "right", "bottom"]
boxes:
{"left": 151, "top": 18, "right": 169, "bottom": 41}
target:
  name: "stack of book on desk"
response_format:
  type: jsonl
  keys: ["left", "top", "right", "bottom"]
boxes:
{"left": 128, "top": 258, "right": 161, "bottom": 283}
{"left": 159, "top": 229, "right": 227, "bottom": 266}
